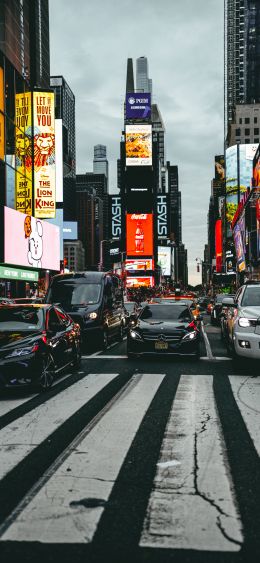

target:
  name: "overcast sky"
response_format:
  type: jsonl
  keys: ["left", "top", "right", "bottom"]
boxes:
{"left": 49, "top": 0, "right": 224, "bottom": 286}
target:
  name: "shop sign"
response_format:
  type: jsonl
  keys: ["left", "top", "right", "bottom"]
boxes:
{"left": 0, "top": 265, "right": 38, "bottom": 282}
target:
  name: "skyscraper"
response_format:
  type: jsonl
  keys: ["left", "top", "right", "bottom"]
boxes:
{"left": 93, "top": 144, "right": 109, "bottom": 184}
{"left": 126, "top": 58, "right": 134, "bottom": 92}
{"left": 224, "top": 0, "right": 260, "bottom": 133}
{"left": 136, "top": 56, "right": 152, "bottom": 94}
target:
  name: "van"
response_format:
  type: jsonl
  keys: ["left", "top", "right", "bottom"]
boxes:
{"left": 46, "top": 271, "right": 125, "bottom": 348}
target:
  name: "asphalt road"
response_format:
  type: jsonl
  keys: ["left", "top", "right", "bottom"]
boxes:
{"left": 0, "top": 315, "right": 259, "bottom": 563}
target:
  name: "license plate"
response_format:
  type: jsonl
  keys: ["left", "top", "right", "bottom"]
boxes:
{"left": 155, "top": 341, "right": 168, "bottom": 350}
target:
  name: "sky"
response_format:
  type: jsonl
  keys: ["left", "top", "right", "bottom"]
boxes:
{"left": 49, "top": 0, "right": 224, "bottom": 286}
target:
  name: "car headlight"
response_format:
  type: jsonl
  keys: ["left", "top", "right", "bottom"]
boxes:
{"left": 182, "top": 331, "right": 197, "bottom": 341}
{"left": 238, "top": 317, "right": 256, "bottom": 328}
{"left": 129, "top": 329, "right": 142, "bottom": 340}
{"left": 88, "top": 312, "right": 98, "bottom": 319}
{"left": 6, "top": 345, "right": 39, "bottom": 358}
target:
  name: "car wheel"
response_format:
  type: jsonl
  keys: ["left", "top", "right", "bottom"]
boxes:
{"left": 71, "top": 344, "right": 81, "bottom": 370}
{"left": 37, "top": 354, "right": 55, "bottom": 391}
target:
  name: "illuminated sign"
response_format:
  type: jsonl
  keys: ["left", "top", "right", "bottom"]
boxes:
{"left": 157, "top": 195, "right": 168, "bottom": 239}
{"left": 126, "top": 93, "right": 151, "bottom": 119}
{"left": 111, "top": 196, "right": 121, "bottom": 238}
{"left": 63, "top": 222, "right": 78, "bottom": 239}
{"left": 253, "top": 145, "right": 260, "bottom": 188}
{"left": 233, "top": 214, "right": 246, "bottom": 272}
{"left": 15, "top": 92, "right": 33, "bottom": 215}
{"left": 0, "top": 265, "right": 38, "bottom": 282}
{"left": 126, "top": 213, "right": 153, "bottom": 256}
{"left": 55, "top": 119, "right": 63, "bottom": 202}
{"left": 126, "top": 276, "right": 154, "bottom": 288}
{"left": 125, "top": 124, "right": 152, "bottom": 166}
{"left": 157, "top": 246, "right": 171, "bottom": 276}
{"left": 226, "top": 144, "right": 258, "bottom": 227}
{"left": 0, "top": 67, "right": 4, "bottom": 160}
{"left": 125, "top": 259, "right": 154, "bottom": 271}
{"left": 33, "top": 92, "right": 56, "bottom": 218}
{"left": 215, "top": 219, "right": 222, "bottom": 273}
{"left": 4, "top": 207, "right": 60, "bottom": 271}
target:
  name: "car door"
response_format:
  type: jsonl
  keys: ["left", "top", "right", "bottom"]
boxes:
{"left": 47, "top": 307, "right": 68, "bottom": 370}
{"left": 55, "top": 306, "right": 75, "bottom": 362}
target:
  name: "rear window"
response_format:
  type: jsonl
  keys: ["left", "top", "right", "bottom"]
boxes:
{"left": 0, "top": 307, "right": 44, "bottom": 331}
{"left": 47, "top": 282, "right": 102, "bottom": 309}
{"left": 241, "top": 287, "right": 260, "bottom": 307}
{"left": 140, "top": 305, "right": 192, "bottom": 322}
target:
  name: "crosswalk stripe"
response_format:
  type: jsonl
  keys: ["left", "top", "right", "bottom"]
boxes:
{"left": 0, "top": 373, "right": 118, "bottom": 484}
{"left": 229, "top": 375, "right": 260, "bottom": 457}
{"left": 1, "top": 373, "right": 165, "bottom": 543}
{"left": 140, "top": 375, "right": 243, "bottom": 552}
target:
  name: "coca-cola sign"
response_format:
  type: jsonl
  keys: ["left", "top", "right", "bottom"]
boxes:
{"left": 126, "top": 213, "right": 153, "bottom": 256}
{"left": 157, "top": 195, "right": 168, "bottom": 239}
{"left": 111, "top": 196, "right": 121, "bottom": 238}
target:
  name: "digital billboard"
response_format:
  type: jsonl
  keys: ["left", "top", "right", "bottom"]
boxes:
{"left": 253, "top": 145, "right": 260, "bottom": 188}
{"left": 215, "top": 219, "right": 222, "bottom": 273}
{"left": 15, "top": 92, "right": 33, "bottom": 215}
{"left": 125, "top": 124, "right": 152, "bottom": 167}
{"left": 233, "top": 213, "right": 246, "bottom": 272}
{"left": 63, "top": 222, "right": 78, "bottom": 239}
{"left": 158, "top": 246, "right": 171, "bottom": 276}
{"left": 126, "top": 213, "right": 153, "bottom": 256}
{"left": 215, "top": 155, "right": 225, "bottom": 181}
{"left": 256, "top": 200, "right": 260, "bottom": 259}
{"left": 125, "top": 259, "right": 154, "bottom": 271}
{"left": 33, "top": 92, "right": 56, "bottom": 218}
{"left": 0, "top": 67, "right": 4, "bottom": 160}
{"left": 126, "top": 93, "right": 151, "bottom": 119}
{"left": 157, "top": 195, "right": 168, "bottom": 239}
{"left": 126, "top": 276, "right": 154, "bottom": 288}
{"left": 226, "top": 144, "right": 258, "bottom": 227}
{"left": 4, "top": 207, "right": 60, "bottom": 271}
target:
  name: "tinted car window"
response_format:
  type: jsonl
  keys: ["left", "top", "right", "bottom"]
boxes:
{"left": 241, "top": 287, "right": 260, "bottom": 307}
{"left": 0, "top": 307, "right": 44, "bottom": 331}
{"left": 140, "top": 305, "right": 192, "bottom": 321}
{"left": 48, "top": 283, "right": 101, "bottom": 307}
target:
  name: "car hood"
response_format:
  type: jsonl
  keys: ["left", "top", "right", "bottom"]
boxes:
{"left": 239, "top": 306, "right": 260, "bottom": 318}
{"left": 138, "top": 320, "right": 189, "bottom": 332}
{"left": 0, "top": 331, "right": 40, "bottom": 351}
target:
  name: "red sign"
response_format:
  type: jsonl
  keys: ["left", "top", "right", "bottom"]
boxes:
{"left": 126, "top": 214, "right": 153, "bottom": 256}
{"left": 126, "top": 276, "right": 154, "bottom": 288}
{"left": 125, "top": 258, "right": 154, "bottom": 271}
{"left": 215, "top": 219, "right": 222, "bottom": 273}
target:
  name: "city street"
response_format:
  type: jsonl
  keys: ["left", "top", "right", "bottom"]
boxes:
{"left": 0, "top": 316, "right": 259, "bottom": 563}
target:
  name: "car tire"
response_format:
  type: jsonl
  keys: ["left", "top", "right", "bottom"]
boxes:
{"left": 36, "top": 354, "right": 55, "bottom": 391}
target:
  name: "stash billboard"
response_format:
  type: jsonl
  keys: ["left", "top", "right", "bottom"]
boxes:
{"left": 126, "top": 93, "right": 151, "bottom": 119}
{"left": 157, "top": 195, "right": 168, "bottom": 239}
{"left": 126, "top": 213, "right": 153, "bottom": 256}
{"left": 125, "top": 124, "right": 152, "bottom": 167}
{"left": 4, "top": 207, "right": 60, "bottom": 271}
{"left": 15, "top": 92, "right": 33, "bottom": 215}
{"left": 110, "top": 196, "right": 121, "bottom": 238}
{"left": 33, "top": 92, "right": 56, "bottom": 218}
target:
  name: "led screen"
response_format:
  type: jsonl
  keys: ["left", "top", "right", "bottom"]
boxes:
{"left": 126, "top": 213, "right": 153, "bottom": 256}
{"left": 126, "top": 276, "right": 154, "bottom": 288}
{"left": 226, "top": 144, "right": 258, "bottom": 227}
{"left": 157, "top": 246, "right": 171, "bottom": 276}
{"left": 33, "top": 92, "right": 56, "bottom": 218}
{"left": 233, "top": 213, "right": 246, "bottom": 272}
{"left": 215, "top": 220, "right": 222, "bottom": 273}
{"left": 125, "top": 124, "right": 152, "bottom": 167}
{"left": 126, "top": 93, "right": 151, "bottom": 119}
{"left": 125, "top": 259, "right": 154, "bottom": 271}
{"left": 4, "top": 207, "right": 60, "bottom": 271}
{"left": 253, "top": 145, "right": 260, "bottom": 188}
{"left": 15, "top": 91, "right": 33, "bottom": 215}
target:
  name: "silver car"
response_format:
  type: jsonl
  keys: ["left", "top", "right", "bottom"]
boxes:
{"left": 226, "top": 283, "right": 260, "bottom": 360}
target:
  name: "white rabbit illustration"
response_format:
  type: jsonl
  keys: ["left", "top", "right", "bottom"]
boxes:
{"left": 27, "top": 219, "right": 43, "bottom": 268}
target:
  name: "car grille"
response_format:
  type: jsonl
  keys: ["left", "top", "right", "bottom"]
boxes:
{"left": 141, "top": 331, "right": 185, "bottom": 342}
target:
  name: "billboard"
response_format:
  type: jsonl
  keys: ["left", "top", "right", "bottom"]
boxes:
{"left": 126, "top": 93, "right": 151, "bottom": 119}
{"left": 55, "top": 119, "right": 63, "bottom": 202}
{"left": 157, "top": 195, "right": 168, "bottom": 239}
{"left": 256, "top": 200, "right": 260, "bottom": 259}
{"left": 0, "top": 67, "right": 4, "bottom": 160}
{"left": 126, "top": 213, "right": 153, "bottom": 256}
{"left": 4, "top": 207, "right": 60, "bottom": 271}
{"left": 33, "top": 92, "right": 56, "bottom": 218}
{"left": 226, "top": 144, "right": 258, "bottom": 226}
{"left": 125, "top": 124, "right": 152, "bottom": 166}
{"left": 126, "top": 276, "right": 154, "bottom": 288}
{"left": 125, "top": 259, "right": 154, "bottom": 271}
{"left": 233, "top": 213, "right": 246, "bottom": 272}
{"left": 215, "top": 155, "right": 225, "bottom": 181}
{"left": 63, "top": 222, "right": 78, "bottom": 239}
{"left": 157, "top": 246, "right": 171, "bottom": 276}
{"left": 15, "top": 92, "right": 33, "bottom": 215}
{"left": 215, "top": 219, "right": 222, "bottom": 273}
{"left": 110, "top": 196, "right": 121, "bottom": 238}
{"left": 253, "top": 145, "right": 260, "bottom": 188}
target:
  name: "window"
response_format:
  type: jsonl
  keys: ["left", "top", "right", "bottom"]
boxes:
{"left": 239, "top": 118, "right": 243, "bottom": 124}
{"left": 245, "top": 117, "right": 250, "bottom": 124}
{"left": 254, "top": 117, "right": 258, "bottom": 123}
{"left": 254, "top": 139, "right": 259, "bottom": 144}
{"left": 245, "top": 128, "right": 250, "bottom": 135}
{"left": 254, "top": 128, "right": 259, "bottom": 135}
{"left": 245, "top": 139, "right": 250, "bottom": 143}
{"left": 235, "top": 128, "right": 241, "bottom": 136}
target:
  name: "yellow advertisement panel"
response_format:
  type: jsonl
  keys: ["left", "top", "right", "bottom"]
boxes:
{"left": 15, "top": 92, "right": 33, "bottom": 215}
{"left": 33, "top": 92, "right": 56, "bottom": 218}
{"left": 0, "top": 67, "right": 4, "bottom": 161}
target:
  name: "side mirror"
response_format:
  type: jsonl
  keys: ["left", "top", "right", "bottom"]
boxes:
{"left": 222, "top": 297, "right": 235, "bottom": 306}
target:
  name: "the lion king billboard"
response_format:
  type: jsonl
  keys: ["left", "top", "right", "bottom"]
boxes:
{"left": 33, "top": 92, "right": 56, "bottom": 219}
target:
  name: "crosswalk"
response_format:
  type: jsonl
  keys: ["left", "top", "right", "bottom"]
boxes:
{"left": 0, "top": 371, "right": 259, "bottom": 557}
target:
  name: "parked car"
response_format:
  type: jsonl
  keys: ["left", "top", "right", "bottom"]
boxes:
{"left": 46, "top": 271, "right": 125, "bottom": 349}
{"left": 211, "top": 294, "right": 228, "bottom": 325}
{"left": 127, "top": 303, "right": 200, "bottom": 359}
{"left": 225, "top": 282, "right": 260, "bottom": 361}
{"left": 0, "top": 304, "right": 81, "bottom": 391}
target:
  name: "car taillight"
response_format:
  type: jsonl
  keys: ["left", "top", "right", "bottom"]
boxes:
{"left": 188, "top": 320, "right": 198, "bottom": 331}
{"left": 31, "top": 343, "right": 39, "bottom": 352}
{"left": 41, "top": 332, "right": 47, "bottom": 344}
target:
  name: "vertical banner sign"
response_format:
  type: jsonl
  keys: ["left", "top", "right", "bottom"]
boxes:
{"left": 157, "top": 195, "right": 168, "bottom": 239}
{"left": 33, "top": 92, "right": 56, "bottom": 218}
{"left": 15, "top": 92, "right": 33, "bottom": 215}
{"left": 0, "top": 67, "right": 4, "bottom": 160}
{"left": 111, "top": 196, "right": 121, "bottom": 238}
{"left": 215, "top": 219, "right": 223, "bottom": 273}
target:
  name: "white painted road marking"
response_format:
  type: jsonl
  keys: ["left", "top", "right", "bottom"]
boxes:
{"left": 140, "top": 375, "right": 243, "bottom": 551}
{"left": 0, "top": 374, "right": 118, "bottom": 484}
{"left": 1, "top": 373, "right": 165, "bottom": 543}
{"left": 229, "top": 375, "right": 260, "bottom": 457}
{"left": 201, "top": 322, "right": 215, "bottom": 360}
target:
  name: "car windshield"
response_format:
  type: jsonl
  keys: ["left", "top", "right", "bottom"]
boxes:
{"left": 47, "top": 283, "right": 102, "bottom": 308}
{"left": 0, "top": 307, "right": 44, "bottom": 331}
{"left": 241, "top": 287, "right": 260, "bottom": 307}
{"left": 140, "top": 305, "right": 192, "bottom": 322}
{"left": 124, "top": 302, "right": 136, "bottom": 312}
